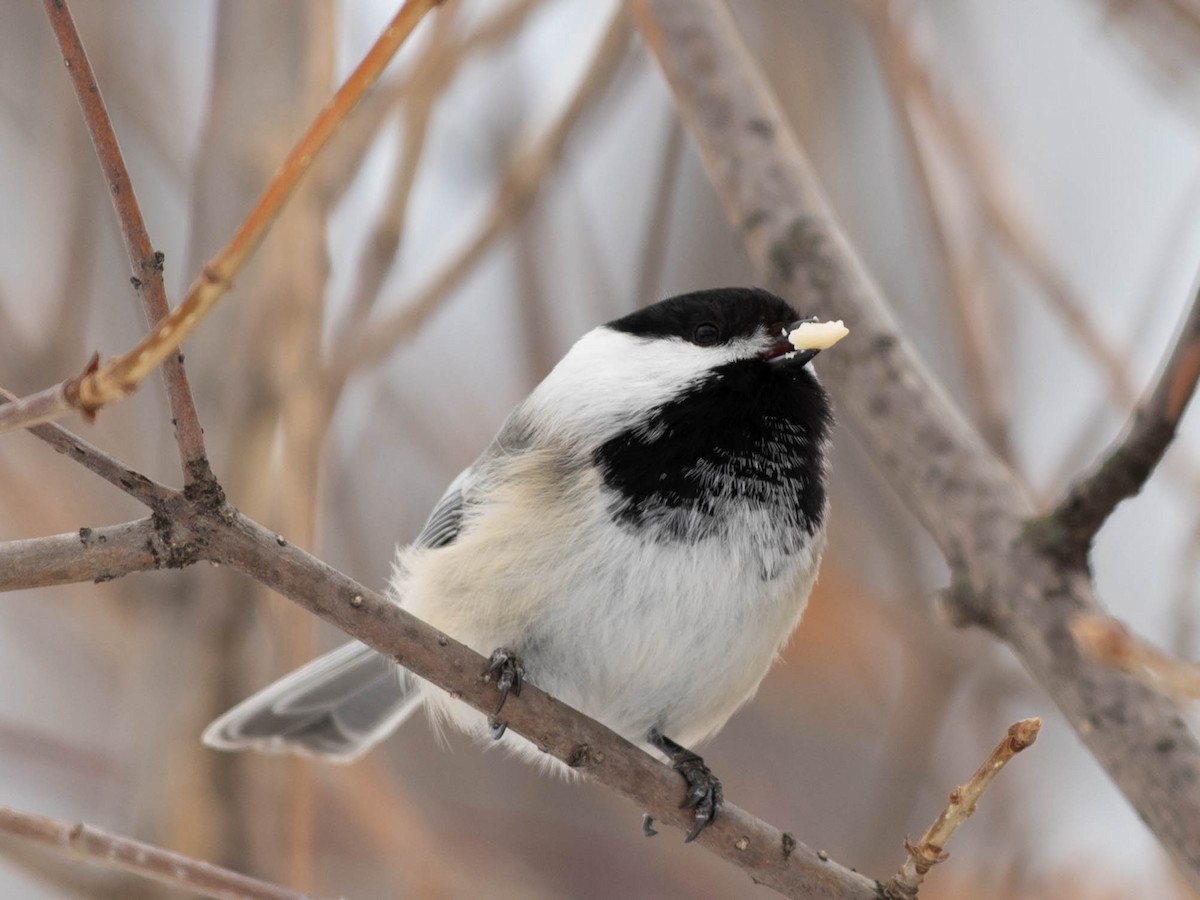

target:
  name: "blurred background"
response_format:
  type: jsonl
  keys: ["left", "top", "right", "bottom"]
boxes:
{"left": 2, "top": 0, "right": 1200, "bottom": 897}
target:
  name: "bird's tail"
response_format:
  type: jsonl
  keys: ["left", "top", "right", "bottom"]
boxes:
{"left": 202, "top": 641, "right": 422, "bottom": 763}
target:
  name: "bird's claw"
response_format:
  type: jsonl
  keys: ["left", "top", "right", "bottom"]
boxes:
{"left": 647, "top": 729, "right": 725, "bottom": 842}
{"left": 673, "top": 750, "right": 723, "bottom": 842}
{"left": 482, "top": 648, "right": 524, "bottom": 736}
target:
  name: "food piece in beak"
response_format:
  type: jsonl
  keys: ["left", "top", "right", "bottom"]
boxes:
{"left": 787, "top": 320, "right": 849, "bottom": 352}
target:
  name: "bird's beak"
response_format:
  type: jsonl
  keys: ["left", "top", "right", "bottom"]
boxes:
{"left": 759, "top": 318, "right": 819, "bottom": 366}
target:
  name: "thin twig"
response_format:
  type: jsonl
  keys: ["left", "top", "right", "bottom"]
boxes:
{"left": 1051, "top": 276, "right": 1200, "bottom": 561}
{"left": 1, "top": 388, "right": 174, "bottom": 508}
{"left": 328, "top": 8, "right": 630, "bottom": 382}
{"left": 336, "top": 0, "right": 548, "bottom": 331}
{"left": 0, "top": 0, "right": 443, "bottom": 434}
{"left": 881, "top": 718, "right": 1042, "bottom": 900}
{"left": 0, "top": 806, "right": 318, "bottom": 900}
{"left": 1072, "top": 614, "right": 1200, "bottom": 700}
{"left": 41, "top": 0, "right": 208, "bottom": 477}
{"left": 314, "top": 0, "right": 543, "bottom": 211}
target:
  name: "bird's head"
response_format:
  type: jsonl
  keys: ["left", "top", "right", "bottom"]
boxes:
{"left": 522, "top": 288, "right": 836, "bottom": 446}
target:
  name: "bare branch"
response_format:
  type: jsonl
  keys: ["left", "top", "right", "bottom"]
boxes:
{"left": 42, "top": 0, "right": 208, "bottom": 478}
{"left": 0, "top": 520, "right": 173, "bottom": 593}
{"left": 1, "top": 388, "right": 174, "bottom": 509}
{"left": 1051, "top": 277, "right": 1200, "bottom": 561}
{"left": 867, "top": 0, "right": 1200, "bottom": 514}
{"left": 204, "top": 507, "right": 879, "bottom": 900}
{"left": 0, "top": 805, "right": 318, "bottom": 900}
{"left": 882, "top": 718, "right": 1041, "bottom": 899}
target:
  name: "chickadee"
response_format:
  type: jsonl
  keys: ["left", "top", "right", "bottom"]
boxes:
{"left": 204, "top": 287, "right": 835, "bottom": 841}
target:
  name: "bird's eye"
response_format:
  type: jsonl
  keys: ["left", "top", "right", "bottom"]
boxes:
{"left": 692, "top": 322, "right": 721, "bottom": 346}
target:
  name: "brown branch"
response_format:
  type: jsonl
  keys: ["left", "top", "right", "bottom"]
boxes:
{"left": 205, "top": 508, "right": 880, "bottom": 900}
{"left": 881, "top": 718, "right": 1041, "bottom": 900}
{"left": 0, "top": 388, "right": 168, "bottom": 505}
{"left": 882, "top": 0, "right": 1139, "bottom": 417}
{"left": 327, "top": 8, "right": 631, "bottom": 382}
{"left": 0, "top": 806, "right": 317, "bottom": 900}
{"left": 1, "top": 388, "right": 174, "bottom": 509}
{"left": 0, "top": 0, "right": 443, "bottom": 434}
{"left": 628, "top": 0, "right": 1200, "bottom": 889}
{"left": 42, "top": 0, "right": 208, "bottom": 479}
{"left": 313, "top": 0, "right": 543, "bottom": 212}
{"left": 1051, "top": 277, "right": 1200, "bottom": 561}
{"left": 0, "top": 519, "right": 176, "bottom": 593}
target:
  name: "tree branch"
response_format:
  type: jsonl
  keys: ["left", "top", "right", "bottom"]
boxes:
{"left": 1051, "top": 276, "right": 1200, "bottom": 562}
{"left": 42, "top": 0, "right": 208, "bottom": 480}
{"left": 0, "top": 805, "right": 317, "bottom": 900}
{"left": 203, "top": 508, "right": 880, "bottom": 900}
{"left": 1, "top": 388, "right": 174, "bottom": 509}
{"left": 881, "top": 718, "right": 1041, "bottom": 899}
{"left": 34, "top": 428, "right": 174, "bottom": 510}
{"left": 0, "top": 519, "right": 184, "bottom": 593}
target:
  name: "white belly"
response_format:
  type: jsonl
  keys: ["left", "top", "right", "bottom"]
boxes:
{"left": 395, "top": 455, "right": 824, "bottom": 756}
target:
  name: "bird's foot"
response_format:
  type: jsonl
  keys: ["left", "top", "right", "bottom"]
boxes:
{"left": 482, "top": 648, "right": 524, "bottom": 738}
{"left": 648, "top": 729, "right": 724, "bottom": 842}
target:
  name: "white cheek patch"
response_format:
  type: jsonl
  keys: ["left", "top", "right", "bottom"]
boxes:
{"left": 524, "top": 329, "right": 732, "bottom": 442}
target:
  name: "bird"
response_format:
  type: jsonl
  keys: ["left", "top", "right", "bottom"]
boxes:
{"left": 203, "top": 286, "right": 837, "bottom": 841}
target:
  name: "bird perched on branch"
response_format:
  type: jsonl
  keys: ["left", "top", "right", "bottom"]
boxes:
{"left": 204, "top": 287, "right": 840, "bottom": 841}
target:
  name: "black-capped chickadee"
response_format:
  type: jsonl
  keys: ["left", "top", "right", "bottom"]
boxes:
{"left": 204, "top": 287, "right": 835, "bottom": 841}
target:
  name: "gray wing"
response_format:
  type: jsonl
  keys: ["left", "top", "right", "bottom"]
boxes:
{"left": 202, "top": 426, "right": 533, "bottom": 761}
{"left": 200, "top": 465, "right": 487, "bottom": 761}
{"left": 411, "top": 414, "right": 535, "bottom": 551}
{"left": 412, "top": 467, "right": 472, "bottom": 549}
{"left": 201, "top": 641, "right": 423, "bottom": 762}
